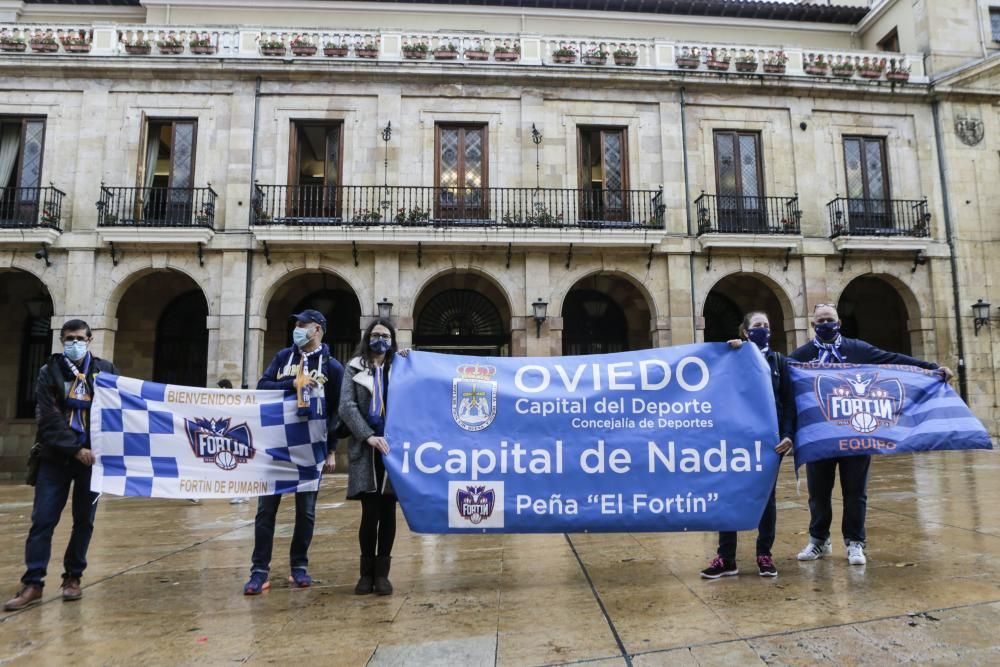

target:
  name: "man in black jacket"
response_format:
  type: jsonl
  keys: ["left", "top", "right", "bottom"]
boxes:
{"left": 791, "top": 304, "right": 952, "bottom": 567}
{"left": 4, "top": 320, "right": 118, "bottom": 611}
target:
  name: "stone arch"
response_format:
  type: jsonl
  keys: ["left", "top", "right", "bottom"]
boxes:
{"left": 410, "top": 266, "right": 514, "bottom": 324}
{"left": 252, "top": 261, "right": 370, "bottom": 320}
{"left": 550, "top": 266, "right": 659, "bottom": 323}
{"left": 0, "top": 269, "right": 56, "bottom": 429}
{"left": 701, "top": 271, "right": 796, "bottom": 354}
{"left": 103, "top": 261, "right": 218, "bottom": 323}
{"left": 413, "top": 270, "right": 513, "bottom": 356}
{"left": 560, "top": 272, "right": 653, "bottom": 354}
{"left": 0, "top": 259, "right": 64, "bottom": 318}
{"left": 835, "top": 273, "right": 919, "bottom": 355}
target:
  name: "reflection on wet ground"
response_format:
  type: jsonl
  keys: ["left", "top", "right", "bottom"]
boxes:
{"left": 1, "top": 451, "right": 998, "bottom": 665}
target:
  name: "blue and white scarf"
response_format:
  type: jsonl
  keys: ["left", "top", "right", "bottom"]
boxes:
{"left": 812, "top": 335, "right": 845, "bottom": 364}
{"left": 64, "top": 354, "right": 93, "bottom": 445}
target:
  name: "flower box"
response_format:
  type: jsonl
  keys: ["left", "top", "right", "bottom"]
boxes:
{"left": 190, "top": 44, "right": 216, "bottom": 54}
{"left": 763, "top": 63, "right": 786, "bottom": 74}
{"left": 676, "top": 56, "right": 700, "bottom": 69}
{"left": 260, "top": 45, "right": 286, "bottom": 56}
{"left": 158, "top": 44, "right": 184, "bottom": 55}
{"left": 402, "top": 45, "right": 428, "bottom": 59}
{"left": 735, "top": 60, "right": 758, "bottom": 73}
{"left": 804, "top": 64, "right": 828, "bottom": 75}
{"left": 613, "top": 54, "right": 637, "bottom": 66}
{"left": 706, "top": 59, "right": 730, "bottom": 71}
{"left": 858, "top": 68, "right": 883, "bottom": 79}
{"left": 831, "top": 66, "right": 854, "bottom": 78}
{"left": 124, "top": 43, "right": 152, "bottom": 55}
{"left": 291, "top": 45, "right": 317, "bottom": 56}
{"left": 464, "top": 49, "right": 488, "bottom": 61}
{"left": 63, "top": 43, "right": 92, "bottom": 53}
{"left": 356, "top": 47, "right": 378, "bottom": 58}
{"left": 493, "top": 50, "right": 519, "bottom": 62}
{"left": 433, "top": 49, "right": 458, "bottom": 60}
{"left": 30, "top": 40, "right": 59, "bottom": 53}
{"left": 323, "top": 46, "right": 348, "bottom": 57}
{"left": 582, "top": 54, "right": 606, "bottom": 65}
{"left": 886, "top": 70, "right": 910, "bottom": 82}
{"left": 0, "top": 40, "right": 26, "bottom": 52}
{"left": 553, "top": 54, "right": 576, "bottom": 64}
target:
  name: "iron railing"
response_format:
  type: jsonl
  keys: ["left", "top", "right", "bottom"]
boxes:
{"left": 96, "top": 185, "right": 218, "bottom": 228}
{"left": 694, "top": 193, "right": 801, "bottom": 235}
{"left": 252, "top": 184, "right": 665, "bottom": 229}
{"left": 0, "top": 186, "right": 66, "bottom": 230}
{"left": 827, "top": 197, "right": 930, "bottom": 237}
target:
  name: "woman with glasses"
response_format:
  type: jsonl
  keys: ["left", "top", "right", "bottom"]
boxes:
{"left": 700, "top": 311, "right": 796, "bottom": 579}
{"left": 339, "top": 318, "right": 401, "bottom": 595}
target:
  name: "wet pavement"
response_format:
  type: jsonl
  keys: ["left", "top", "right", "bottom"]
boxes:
{"left": 1, "top": 450, "right": 998, "bottom": 666}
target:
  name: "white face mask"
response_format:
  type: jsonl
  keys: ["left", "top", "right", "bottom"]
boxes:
{"left": 292, "top": 325, "right": 315, "bottom": 348}
{"left": 63, "top": 340, "right": 88, "bottom": 361}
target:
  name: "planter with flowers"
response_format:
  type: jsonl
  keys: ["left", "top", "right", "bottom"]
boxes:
{"left": 858, "top": 57, "right": 886, "bottom": 79}
{"left": 735, "top": 53, "right": 758, "bottom": 73}
{"left": 259, "top": 40, "right": 285, "bottom": 56}
{"left": 433, "top": 43, "right": 459, "bottom": 60}
{"left": 0, "top": 34, "right": 26, "bottom": 52}
{"left": 189, "top": 37, "right": 216, "bottom": 55}
{"left": 493, "top": 44, "right": 519, "bottom": 62}
{"left": 465, "top": 48, "right": 489, "bottom": 61}
{"left": 356, "top": 41, "right": 378, "bottom": 58}
{"left": 831, "top": 60, "right": 855, "bottom": 78}
{"left": 323, "top": 42, "right": 348, "bottom": 57}
{"left": 613, "top": 47, "right": 637, "bottom": 66}
{"left": 804, "top": 55, "right": 828, "bottom": 76}
{"left": 29, "top": 35, "right": 59, "bottom": 53}
{"left": 551, "top": 45, "right": 577, "bottom": 64}
{"left": 123, "top": 38, "right": 152, "bottom": 55}
{"left": 395, "top": 206, "right": 431, "bottom": 227}
{"left": 290, "top": 37, "right": 317, "bottom": 56}
{"left": 61, "top": 34, "right": 92, "bottom": 53}
{"left": 402, "top": 42, "right": 428, "bottom": 59}
{"left": 762, "top": 51, "right": 788, "bottom": 74}
{"left": 887, "top": 61, "right": 910, "bottom": 82}
{"left": 582, "top": 47, "right": 608, "bottom": 65}
{"left": 706, "top": 49, "right": 731, "bottom": 71}
{"left": 157, "top": 36, "right": 185, "bottom": 54}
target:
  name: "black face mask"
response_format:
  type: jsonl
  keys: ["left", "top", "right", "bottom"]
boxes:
{"left": 815, "top": 321, "right": 840, "bottom": 343}
{"left": 746, "top": 327, "right": 771, "bottom": 350}
{"left": 369, "top": 339, "right": 391, "bottom": 354}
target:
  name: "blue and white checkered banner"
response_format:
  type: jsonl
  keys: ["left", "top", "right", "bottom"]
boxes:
{"left": 789, "top": 363, "right": 993, "bottom": 467}
{"left": 383, "top": 345, "right": 781, "bottom": 533}
{"left": 90, "top": 374, "right": 328, "bottom": 498}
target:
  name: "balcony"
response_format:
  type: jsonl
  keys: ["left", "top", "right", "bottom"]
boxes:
{"left": 827, "top": 197, "right": 930, "bottom": 237}
{"left": 251, "top": 184, "right": 664, "bottom": 246}
{"left": 0, "top": 185, "right": 65, "bottom": 244}
{"left": 694, "top": 193, "right": 802, "bottom": 251}
{"left": 96, "top": 185, "right": 217, "bottom": 244}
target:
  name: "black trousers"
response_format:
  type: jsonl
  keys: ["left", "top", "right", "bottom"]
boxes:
{"left": 359, "top": 493, "right": 397, "bottom": 558}
{"left": 718, "top": 473, "right": 778, "bottom": 560}
{"left": 806, "top": 455, "right": 871, "bottom": 544}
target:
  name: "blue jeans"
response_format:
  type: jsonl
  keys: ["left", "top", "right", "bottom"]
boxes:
{"left": 806, "top": 455, "right": 871, "bottom": 545}
{"left": 250, "top": 491, "right": 317, "bottom": 575}
{"left": 22, "top": 458, "right": 99, "bottom": 587}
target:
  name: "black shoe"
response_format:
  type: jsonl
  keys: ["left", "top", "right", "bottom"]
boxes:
{"left": 373, "top": 556, "right": 393, "bottom": 595}
{"left": 756, "top": 554, "right": 778, "bottom": 577}
{"left": 354, "top": 556, "right": 375, "bottom": 595}
{"left": 700, "top": 556, "right": 738, "bottom": 579}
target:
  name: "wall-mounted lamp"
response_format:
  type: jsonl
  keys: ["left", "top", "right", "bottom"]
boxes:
{"left": 972, "top": 298, "right": 991, "bottom": 335}
{"left": 377, "top": 298, "right": 393, "bottom": 320}
{"left": 532, "top": 298, "right": 548, "bottom": 338}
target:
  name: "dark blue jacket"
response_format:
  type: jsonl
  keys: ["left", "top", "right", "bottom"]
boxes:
{"left": 763, "top": 349, "right": 796, "bottom": 442}
{"left": 258, "top": 344, "right": 344, "bottom": 434}
{"left": 790, "top": 336, "right": 939, "bottom": 370}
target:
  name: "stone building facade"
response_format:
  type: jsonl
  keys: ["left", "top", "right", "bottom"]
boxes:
{"left": 0, "top": 0, "right": 997, "bottom": 475}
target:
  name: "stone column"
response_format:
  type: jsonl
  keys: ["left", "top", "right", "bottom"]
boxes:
{"left": 524, "top": 252, "right": 551, "bottom": 356}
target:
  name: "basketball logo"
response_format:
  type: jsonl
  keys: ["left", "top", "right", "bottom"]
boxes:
{"left": 850, "top": 412, "right": 879, "bottom": 434}
{"left": 215, "top": 450, "right": 237, "bottom": 471}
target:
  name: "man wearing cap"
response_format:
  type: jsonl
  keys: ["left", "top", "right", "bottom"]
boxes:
{"left": 243, "top": 309, "right": 344, "bottom": 595}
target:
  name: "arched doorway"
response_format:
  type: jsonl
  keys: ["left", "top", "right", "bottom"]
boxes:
{"left": 561, "top": 275, "right": 651, "bottom": 355}
{"left": 0, "top": 271, "right": 53, "bottom": 422}
{"left": 414, "top": 273, "right": 511, "bottom": 356}
{"left": 703, "top": 273, "right": 789, "bottom": 353}
{"left": 838, "top": 276, "right": 911, "bottom": 354}
{"left": 114, "top": 271, "right": 210, "bottom": 386}
{"left": 263, "top": 272, "right": 361, "bottom": 367}
{"left": 154, "top": 290, "right": 209, "bottom": 387}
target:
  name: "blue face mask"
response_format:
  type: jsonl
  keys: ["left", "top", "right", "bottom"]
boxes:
{"left": 63, "top": 341, "right": 88, "bottom": 361}
{"left": 815, "top": 321, "right": 840, "bottom": 343}
{"left": 369, "top": 338, "right": 391, "bottom": 355}
{"left": 292, "top": 326, "right": 313, "bottom": 348}
{"left": 746, "top": 327, "right": 770, "bottom": 350}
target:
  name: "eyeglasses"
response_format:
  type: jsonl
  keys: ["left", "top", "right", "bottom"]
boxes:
{"left": 369, "top": 333, "right": 392, "bottom": 341}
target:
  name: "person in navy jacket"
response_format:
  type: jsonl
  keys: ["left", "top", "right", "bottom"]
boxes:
{"left": 790, "top": 303, "right": 952, "bottom": 566}
{"left": 243, "top": 309, "right": 344, "bottom": 595}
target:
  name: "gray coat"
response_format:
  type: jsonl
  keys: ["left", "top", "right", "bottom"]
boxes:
{"left": 339, "top": 356, "right": 395, "bottom": 499}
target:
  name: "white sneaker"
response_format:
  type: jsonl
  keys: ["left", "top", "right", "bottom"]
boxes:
{"left": 847, "top": 541, "right": 867, "bottom": 565}
{"left": 797, "top": 539, "right": 832, "bottom": 561}
{"left": 229, "top": 497, "right": 249, "bottom": 505}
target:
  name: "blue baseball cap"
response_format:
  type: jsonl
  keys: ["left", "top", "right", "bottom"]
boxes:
{"left": 292, "top": 309, "right": 327, "bottom": 332}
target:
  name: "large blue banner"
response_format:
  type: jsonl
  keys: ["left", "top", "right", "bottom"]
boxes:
{"left": 383, "top": 344, "right": 781, "bottom": 533}
{"left": 789, "top": 362, "right": 993, "bottom": 467}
